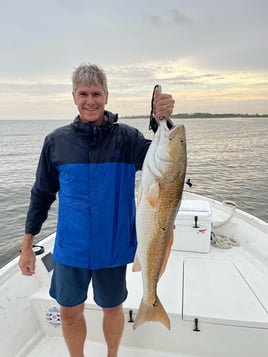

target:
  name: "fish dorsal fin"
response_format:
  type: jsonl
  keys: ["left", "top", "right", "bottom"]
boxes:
{"left": 159, "top": 230, "right": 174, "bottom": 278}
{"left": 146, "top": 182, "right": 160, "bottom": 207}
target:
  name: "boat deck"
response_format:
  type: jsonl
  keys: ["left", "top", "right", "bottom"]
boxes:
{"left": 27, "top": 336, "right": 185, "bottom": 357}
{"left": 23, "top": 239, "right": 268, "bottom": 357}
{"left": 1, "top": 195, "right": 268, "bottom": 356}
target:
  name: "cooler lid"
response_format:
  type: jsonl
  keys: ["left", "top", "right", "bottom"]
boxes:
{"left": 177, "top": 200, "right": 212, "bottom": 219}
{"left": 183, "top": 258, "right": 268, "bottom": 328}
{"left": 180, "top": 199, "right": 211, "bottom": 212}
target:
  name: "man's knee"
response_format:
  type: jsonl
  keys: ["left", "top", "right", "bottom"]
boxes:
{"left": 60, "top": 303, "right": 84, "bottom": 326}
{"left": 102, "top": 304, "right": 123, "bottom": 318}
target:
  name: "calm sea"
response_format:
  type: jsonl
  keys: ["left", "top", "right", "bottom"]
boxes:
{"left": 0, "top": 117, "right": 268, "bottom": 267}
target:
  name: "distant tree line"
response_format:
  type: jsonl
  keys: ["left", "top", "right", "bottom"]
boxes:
{"left": 172, "top": 113, "right": 268, "bottom": 118}
{"left": 122, "top": 113, "right": 268, "bottom": 119}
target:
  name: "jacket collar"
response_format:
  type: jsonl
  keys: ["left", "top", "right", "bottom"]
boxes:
{"left": 71, "top": 110, "right": 118, "bottom": 134}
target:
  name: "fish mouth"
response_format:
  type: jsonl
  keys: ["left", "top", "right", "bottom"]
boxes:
{"left": 158, "top": 120, "right": 186, "bottom": 146}
{"left": 146, "top": 119, "right": 186, "bottom": 180}
{"left": 159, "top": 119, "right": 185, "bottom": 137}
{"left": 167, "top": 122, "right": 185, "bottom": 137}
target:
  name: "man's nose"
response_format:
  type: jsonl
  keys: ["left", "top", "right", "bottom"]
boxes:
{"left": 86, "top": 95, "right": 94, "bottom": 103}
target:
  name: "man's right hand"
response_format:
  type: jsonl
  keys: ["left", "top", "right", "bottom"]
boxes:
{"left": 18, "top": 234, "right": 36, "bottom": 276}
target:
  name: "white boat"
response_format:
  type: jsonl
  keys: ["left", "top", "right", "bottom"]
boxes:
{"left": 1, "top": 191, "right": 268, "bottom": 357}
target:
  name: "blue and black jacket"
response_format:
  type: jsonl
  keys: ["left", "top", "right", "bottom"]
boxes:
{"left": 25, "top": 111, "right": 151, "bottom": 269}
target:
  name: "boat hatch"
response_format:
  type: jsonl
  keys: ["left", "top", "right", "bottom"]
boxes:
{"left": 183, "top": 257, "right": 268, "bottom": 328}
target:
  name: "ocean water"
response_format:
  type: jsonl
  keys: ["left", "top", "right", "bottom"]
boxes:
{"left": 0, "top": 117, "right": 267, "bottom": 267}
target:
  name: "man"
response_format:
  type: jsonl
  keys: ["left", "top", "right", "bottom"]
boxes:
{"left": 19, "top": 63, "right": 174, "bottom": 357}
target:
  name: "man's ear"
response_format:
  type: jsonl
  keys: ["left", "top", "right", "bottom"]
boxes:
{"left": 105, "top": 92, "right": 109, "bottom": 105}
{"left": 72, "top": 91, "right": 77, "bottom": 105}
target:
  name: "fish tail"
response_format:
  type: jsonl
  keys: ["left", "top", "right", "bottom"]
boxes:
{"left": 133, "top": 296, "right": 170, "bottom": 330}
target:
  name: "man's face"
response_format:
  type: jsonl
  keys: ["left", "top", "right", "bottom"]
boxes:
{"left": 73, "top": 83, "right": 108, "bottom": 125}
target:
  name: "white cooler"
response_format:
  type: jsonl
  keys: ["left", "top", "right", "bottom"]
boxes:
{"left": 173, "top": 200, "right": 212, "bottom": 253}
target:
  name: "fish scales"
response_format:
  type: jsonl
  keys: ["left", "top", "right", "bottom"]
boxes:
{"left": 145, "top": 183, "right": 181, "bottom": 300}
{"left": 133, "top": 120, "right": 187, "bottom": 330}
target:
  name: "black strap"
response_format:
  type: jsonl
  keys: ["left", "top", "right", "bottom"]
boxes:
{"left": 149, "top": 85, "right": 159, "bottom": 133}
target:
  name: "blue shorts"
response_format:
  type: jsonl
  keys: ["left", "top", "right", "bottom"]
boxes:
{"left": 49, "top": 262, "right": 128, "bottom": 308}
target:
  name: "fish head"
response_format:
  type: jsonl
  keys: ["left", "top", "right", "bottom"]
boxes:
{"left": 153, "top": 120, "right": 186, "bottom": 182}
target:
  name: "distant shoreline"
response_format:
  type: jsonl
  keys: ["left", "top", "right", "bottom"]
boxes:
{"left": 1, "top": 113, "right": 267, "bottom": 121}
{"left": 122, "top": 113, "right": 268, "bottom": 119}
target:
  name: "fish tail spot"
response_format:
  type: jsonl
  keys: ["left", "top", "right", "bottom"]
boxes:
{"left": 153, "top": 300, "right": 158, "bottom": 308}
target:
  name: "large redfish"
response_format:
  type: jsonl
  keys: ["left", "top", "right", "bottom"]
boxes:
{"left": 133, "top": 119, "right": 187, "bottom": 330}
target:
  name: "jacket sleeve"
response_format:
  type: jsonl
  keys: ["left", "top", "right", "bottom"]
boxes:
{"left": 25, "top": 136, "right": 59, "bottom": 235}
{"left": 134, "top": 129, "right": 151, "bottom": 171}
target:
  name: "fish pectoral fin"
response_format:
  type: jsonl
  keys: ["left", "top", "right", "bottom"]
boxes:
{"left": 133, "top": 297, "right": 170, "bottom": 330}
{"left": 146, "top": 182, "right": 160, "bottom": 208}
{"left": 159, "top": 230, "right": 174, "bottom": 278}
{"left": 132, "top": 254, "right": 142, "bottom": 272}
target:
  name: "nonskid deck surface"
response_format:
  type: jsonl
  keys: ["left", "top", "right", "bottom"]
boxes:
{"left": 26, "top": 336, "right": 186, "bottom": 357}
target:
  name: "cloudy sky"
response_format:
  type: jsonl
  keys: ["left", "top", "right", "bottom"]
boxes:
{"left": 0, "top": 0, "right": 267, "bottom": 119}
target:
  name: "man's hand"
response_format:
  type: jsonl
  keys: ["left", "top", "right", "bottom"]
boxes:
{"left": 18, "top": 234, "right": 36, "bottom": 276}
{"left": 153, "top": 86, "right": 175, "bottom": 121}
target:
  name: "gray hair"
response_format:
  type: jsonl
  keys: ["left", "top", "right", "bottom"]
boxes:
{"left": 72, "top": 63, "right": 108, "bottom": 94}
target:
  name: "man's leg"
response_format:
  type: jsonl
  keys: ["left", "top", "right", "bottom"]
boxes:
{"left": 102, "top": 304, "right": 124, "bottom": 357}
{"left": 60, "top": 303, "right": 86, "bottom": 357}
